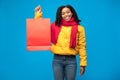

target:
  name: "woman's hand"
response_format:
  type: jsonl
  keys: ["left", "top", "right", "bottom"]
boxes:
{"left": 80, "top": 66, "right": 85, "bottom": 76}
{"left": 34, "top": 5, "right": 43, "bottom": 19}
{"left": 34, "top": 5, "right": 41, "bottom": 12}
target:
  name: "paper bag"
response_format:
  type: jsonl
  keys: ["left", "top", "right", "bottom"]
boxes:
{"left": 26, "top": 18, "right": 51, "bottom": 51}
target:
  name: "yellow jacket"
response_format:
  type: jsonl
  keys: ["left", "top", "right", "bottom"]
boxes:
{"left": 34, "top": 13, "right": 87, "bottom": 66}
{"left": 34, "top": 12, "right": 42, "bottom": 19}
{"left": 51, "top": 26, "right": 87, "bottom": 66}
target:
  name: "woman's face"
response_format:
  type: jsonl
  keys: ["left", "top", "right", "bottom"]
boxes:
{"left": 61, "top": 7, "right": 73, "bottom": 21}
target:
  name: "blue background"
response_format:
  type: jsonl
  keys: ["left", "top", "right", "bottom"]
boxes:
{"left": 0, "top": 0, "right": 120, "bottom": 80}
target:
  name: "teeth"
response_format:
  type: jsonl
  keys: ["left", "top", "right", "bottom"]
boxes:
{"left": 66, "top": 17, "right": 69, "bottom": 19}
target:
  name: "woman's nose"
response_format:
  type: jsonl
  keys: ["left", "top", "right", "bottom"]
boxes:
{"left": 64, "top": 13, "right": 68, "bottom": 16}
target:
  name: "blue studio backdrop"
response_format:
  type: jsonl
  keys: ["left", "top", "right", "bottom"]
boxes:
{"left": 0, "top": 0, "right": 120, "bottom": 80}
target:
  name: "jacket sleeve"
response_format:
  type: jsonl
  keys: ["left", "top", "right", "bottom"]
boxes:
{"left": 34, "top": 12, "right": 42, "bottom": 19}
{"left": 77, "top": 26, "right": 87, "bottom": 66}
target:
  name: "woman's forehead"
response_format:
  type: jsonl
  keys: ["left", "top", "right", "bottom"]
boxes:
{"left": 61, "top": 7, "right": 71, "bottom": 12}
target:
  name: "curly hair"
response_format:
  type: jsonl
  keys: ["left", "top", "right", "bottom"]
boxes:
{"left": 55, "top": 5, "right": 81, "bottom": 26}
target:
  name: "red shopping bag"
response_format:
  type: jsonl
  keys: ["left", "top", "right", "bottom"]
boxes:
{"left": 26, "top": 18, "right": 51, "bottom": 51}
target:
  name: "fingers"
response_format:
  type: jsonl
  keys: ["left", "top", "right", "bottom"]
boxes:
{"left": 35, "top": 5, "right": 41, "bottom": 12}
{"left": 80, "top": 67, "right": 85, "bottom": 76}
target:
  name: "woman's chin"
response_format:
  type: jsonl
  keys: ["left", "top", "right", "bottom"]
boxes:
{"left": 64, "top": 19, "right": 71, "bottom": 21}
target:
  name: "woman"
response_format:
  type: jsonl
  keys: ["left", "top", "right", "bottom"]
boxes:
{"left": 34, "top": 5, "right": 87, "bottom": 80}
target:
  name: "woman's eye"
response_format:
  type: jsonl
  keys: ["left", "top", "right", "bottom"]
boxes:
{"left": 67, "top": 11, "right": 70, "bottom": 14}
